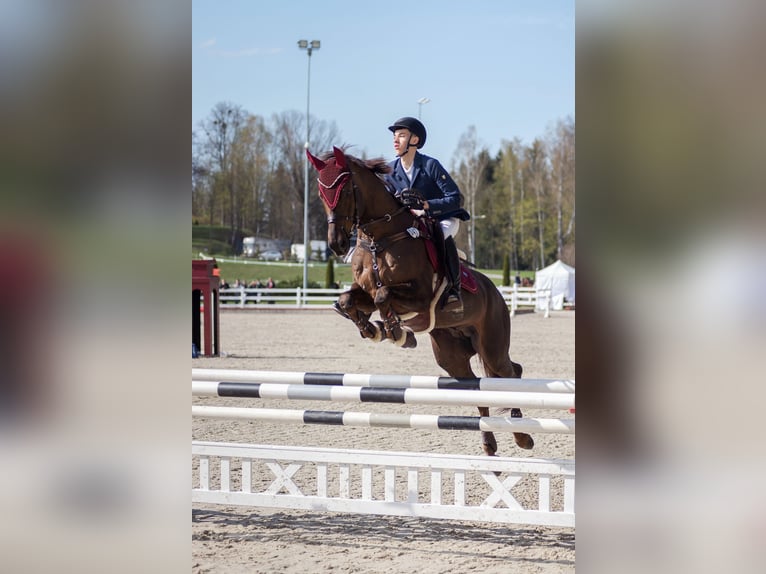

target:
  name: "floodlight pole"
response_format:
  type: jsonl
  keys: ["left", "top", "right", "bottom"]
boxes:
{"left": 298, "top": 39, "right": 320, "bottom": 291}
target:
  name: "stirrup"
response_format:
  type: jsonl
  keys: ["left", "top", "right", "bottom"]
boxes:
{"left": 442, "top": 290, "right": 463, "bottom": 313}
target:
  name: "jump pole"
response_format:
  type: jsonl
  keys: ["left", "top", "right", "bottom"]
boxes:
{"left": 192, "top": 405, "right": 576, "bottom": 434}
{"left": 192, "top": 380, "right": 575, "bottom": 410}
{"left": 192, "top": 368, "right": 575, "bottom": 394}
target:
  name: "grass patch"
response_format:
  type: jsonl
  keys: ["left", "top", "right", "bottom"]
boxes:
{"left": 192, "top": 254, "right": 535, "bottom": 289}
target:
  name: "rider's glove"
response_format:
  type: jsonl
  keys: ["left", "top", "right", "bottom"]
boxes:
{"left": 397, "top": 188, "right": 425, "bottom": 209}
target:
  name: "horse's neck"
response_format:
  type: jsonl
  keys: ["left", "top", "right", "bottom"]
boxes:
{"left": 359, "top": 180, "right": 400, "bottom": 222}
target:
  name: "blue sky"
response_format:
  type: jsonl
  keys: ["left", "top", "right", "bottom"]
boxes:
{"left": 193, "top": 0, "right": 574, "bottom": 165}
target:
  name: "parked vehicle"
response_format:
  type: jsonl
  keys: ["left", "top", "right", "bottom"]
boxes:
{"left": 259, "top": 250, "right": 283, "bottom": 261}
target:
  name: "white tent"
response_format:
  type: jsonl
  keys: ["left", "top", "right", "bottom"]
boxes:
{"left": 535, "top": 260, "right": 575, "bottom": 311}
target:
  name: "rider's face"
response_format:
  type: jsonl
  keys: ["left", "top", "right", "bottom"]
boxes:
{"left": 393, "top": 129, "right": 417, "bottom": 156}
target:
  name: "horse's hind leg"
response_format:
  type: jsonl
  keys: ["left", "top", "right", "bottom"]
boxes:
{"left": 429, "top": 330, "right": 499, "bottom": 456}
{"left": 476, "top": 329, "right": 534, "bottom": 451}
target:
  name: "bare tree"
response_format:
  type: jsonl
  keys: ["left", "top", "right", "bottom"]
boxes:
{"left": 270, "top": 110, "right": 341, "bottom": 244}
{"left": 451, "top": 126, "right": 488, "bottom": 262}
{"left": 232, "top": 114, "right": 271, "bottom": 237}
{"left": 196, "top": 102, "right": 247, "bottom": 246}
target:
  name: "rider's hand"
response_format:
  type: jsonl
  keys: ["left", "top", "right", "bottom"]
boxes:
{"left": 397, "top": 188, "right": 425, "bottom": 209}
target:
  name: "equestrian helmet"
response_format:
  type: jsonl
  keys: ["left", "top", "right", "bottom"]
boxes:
{"left": 388, "top": 116, "right": 427, "bottom": 148}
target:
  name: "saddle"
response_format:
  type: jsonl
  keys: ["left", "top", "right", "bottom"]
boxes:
{"left": 418, "top": 217, "right": 477, "bottom": 294}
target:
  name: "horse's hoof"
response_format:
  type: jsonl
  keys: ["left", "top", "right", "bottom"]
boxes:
{"left": 482, "top": 445, "right": 498, "bottom": 457}
{"left": 513, "top": 432, "right": 534, "bottom": 450}
{"left": 483, "top": 447, "right": 503, "bottom": 475}
{"left": 332, "top": 301, "right": 350, "bottom": 319}
{"left": 482, "top": 432, "right": 498, "bottom": 456}
{"left": 481, "top": 448, "right": 502, "bottom": 475}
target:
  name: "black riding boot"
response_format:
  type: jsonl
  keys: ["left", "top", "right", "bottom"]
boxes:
{"left": 443, "top": 236, "right": 463, "bottom": 313}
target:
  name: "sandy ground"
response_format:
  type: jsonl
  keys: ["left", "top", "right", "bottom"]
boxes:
{"left": 192, "top": 309, "right": 575, "bottom": 573}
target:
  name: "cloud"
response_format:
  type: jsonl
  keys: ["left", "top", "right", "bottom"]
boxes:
{"left": 200, "top": 38, "right": 216, "bottom": 49}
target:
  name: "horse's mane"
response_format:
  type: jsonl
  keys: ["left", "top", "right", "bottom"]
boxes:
{"left": 319, "top": 147, "right": 392, "bottom": 176}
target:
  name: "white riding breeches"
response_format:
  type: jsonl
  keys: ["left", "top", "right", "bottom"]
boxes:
{"left": 441, "top": 218, "right": 460, "bottom": 239}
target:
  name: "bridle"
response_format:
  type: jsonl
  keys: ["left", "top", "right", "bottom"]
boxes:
{"left": 324, "top": 168, "right": 409, "bottom": 241}
{"left": 308, "top": 147, "right": 421, "bottom": 289}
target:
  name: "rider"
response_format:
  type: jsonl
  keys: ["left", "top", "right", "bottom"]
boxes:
{"left": 385, "top": 117, "right": 470, "bottom": 313}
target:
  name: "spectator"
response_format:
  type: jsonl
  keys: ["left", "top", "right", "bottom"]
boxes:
{"left": 266, "top": 277, "right": 275, "bottom": 304}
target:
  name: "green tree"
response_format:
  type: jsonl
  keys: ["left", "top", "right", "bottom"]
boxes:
{"left": 325, "top": 257, "right": 335, "bottom": 288}
{"left": 547, "top": 116, "right": 576, "bottom": 265}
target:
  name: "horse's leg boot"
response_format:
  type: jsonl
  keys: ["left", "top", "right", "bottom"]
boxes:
{"left": 442, "top": 236, "right": 463, "bottom": 314}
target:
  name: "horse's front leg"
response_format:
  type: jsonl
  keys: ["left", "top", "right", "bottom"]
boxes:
{"left": 334, "top": 285, "right": 385, "bottom": 342}
{"left": 374, "top": 286, "right": 417, "bottom": 348}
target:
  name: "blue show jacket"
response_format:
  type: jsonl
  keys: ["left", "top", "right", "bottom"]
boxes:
{"left": 386, "top": 152, "right": 470, "bottom": 221}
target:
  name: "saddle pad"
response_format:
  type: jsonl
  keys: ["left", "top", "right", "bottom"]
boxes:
{"left": 416, "top": 219, "right": 440, "bottom": 271}
{"left": 460, "top": 264, "right": 478, "bottom": 294}
{"left": 424, "top": 238, "right": 439, "bottom": 271}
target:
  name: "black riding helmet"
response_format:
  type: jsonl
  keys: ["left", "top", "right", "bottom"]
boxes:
{"left": 388, "top": 116, "right": 427, "bottom": 149}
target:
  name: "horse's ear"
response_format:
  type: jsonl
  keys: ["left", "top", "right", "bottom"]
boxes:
{"left": 306, "top": 149, "right": 326, "bottom": 171}
{"left": 333, "top": 146, "right": 347, "bottom": 169}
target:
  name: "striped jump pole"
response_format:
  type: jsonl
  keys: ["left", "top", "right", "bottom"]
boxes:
{"left": 192, "top": 381, "right": 575, "bottom": 410}
{"left": 192, "top": 405, "right": 576, "bottom": 434}
{"left": 192, "top": 369, "right": 575, "bottom": 394}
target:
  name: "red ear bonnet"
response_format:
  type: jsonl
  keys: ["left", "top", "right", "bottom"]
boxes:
{"left": 306, "top": 149, "right": 326, "bottom": 171}
{"left": 332, "top": 146, "right": 347, "bottom": 169}
{"left": 307, "top": 148, "right": 350, "bottom": 210}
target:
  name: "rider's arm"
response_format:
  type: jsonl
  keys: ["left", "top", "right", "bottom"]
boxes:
{"left": 422, "top": 159, "right": 462, "bottom": 218}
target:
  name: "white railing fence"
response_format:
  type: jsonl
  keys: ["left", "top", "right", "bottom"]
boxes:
{"left": 192, "top": 441, "right": 575, "bottom": 527}
{"left": 217, "top": 285, "right": 559, "bottom": 315}
{"left": 498, "top": 286, "right": 551, "bottom": 318}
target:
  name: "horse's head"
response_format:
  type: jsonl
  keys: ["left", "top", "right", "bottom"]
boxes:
{"left": 307, "top": 146, "right": 356, "bottom": 256}
{"left": 307, "top": 146, "right": 397, "bottom": 257}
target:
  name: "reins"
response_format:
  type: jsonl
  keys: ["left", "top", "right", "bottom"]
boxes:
{"left": 325, "top": 172, "right": 410, "bottom": 242}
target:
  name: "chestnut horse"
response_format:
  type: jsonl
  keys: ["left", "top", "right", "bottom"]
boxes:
{"left": 307, "top": 146, "right": 533, "bottom": 455}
